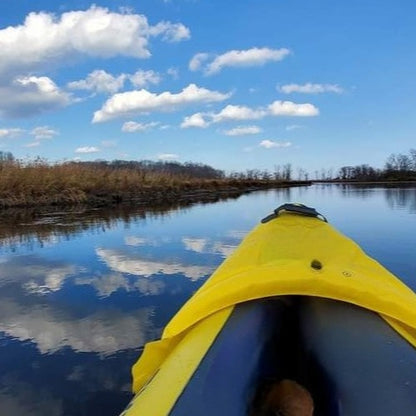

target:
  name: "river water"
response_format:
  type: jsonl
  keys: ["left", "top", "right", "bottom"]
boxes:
{"left": 0, "top": 184, "right": 415, "bottom": 415}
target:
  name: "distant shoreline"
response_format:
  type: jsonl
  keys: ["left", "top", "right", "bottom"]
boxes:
{"left": 313, "top": 180, "right": 416, "bottom": 185}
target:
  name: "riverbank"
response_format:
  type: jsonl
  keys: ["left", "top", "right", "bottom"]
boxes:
{"left": 0, "top": 159, "right": 313, "bottom": 208}
{"left": 0, "top": 181, "right": 311, "bottom": 208}
{"left": 0, "top": 160, "right": 311, "bottom": 208}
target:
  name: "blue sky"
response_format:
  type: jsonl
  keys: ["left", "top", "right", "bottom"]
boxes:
{"left": 0, "top": 0, "right": 415, "bottom": 175}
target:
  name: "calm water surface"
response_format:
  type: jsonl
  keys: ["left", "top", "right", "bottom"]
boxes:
{"left": 0, "top": 184, "right": 415, "bottom": 415}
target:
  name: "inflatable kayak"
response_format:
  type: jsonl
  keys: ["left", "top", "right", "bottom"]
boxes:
{"left": 120, "top": 204, "right": 416, "bottom": 416}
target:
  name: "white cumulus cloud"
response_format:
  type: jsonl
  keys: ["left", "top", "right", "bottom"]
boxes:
{"left": 190, "top": 47, "right": 290, "bottom": 75}
{"left": 68, "top": 70, "right": 127, "bottom": 94}
{"left": 75, "top": 146, "right": 100, "bottom": 154}
{"left": 180, "top": 112, "right": 210, "bottom": 128}
{"left": 181, "top": 100, "right": 318, "bottom": 128}
{"left": 280, "top": 83, "right": 344, "bottom": 94}
{"left": 148, "top": 21, "right": 190, "bottom": 42}
{"left": 93, "top": 84, "right": 231, "bottom": 122}
{"left": 0, "top": 6, "right": 190, "bottom": 77}
{"left": 189, "top": 53, "right": 210, "bottom": 71}
{"left": 0, "top": 76, "right": 70, "bottom": 118}
{"left": 129, "top": 70, "right": 161, "bottom": 88}
{"left": 223, "top": 125, "right": 262, "bottom": 136}
{"left": 259, "top": 140, "right": 292, "bottom": 149}
{"left": 268, "top": 101, "right": 319, "bottom": 117}
{"left": 212, "top": 105, "right": 267, "bottom": 122}
{"left": 121, "top": 121, "right": 159, "bottom": 132}
{"left": 68, "top": 69, "right": 161, "bottom": 95}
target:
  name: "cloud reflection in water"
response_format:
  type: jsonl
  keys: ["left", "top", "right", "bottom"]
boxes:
{"left": 96, "top": 248, "right": 213, "bottom": 281}
{"left": 75, "top": 273, "right": 166, "bottom": 298}
{"left": 0, "top": 298, "right": 155, "bottom": 355}
{"left": 0, "top": 256, "right": 78, "bottom": 294}
{"left": 182, "top": 237, "right": 238, "bottom": 258}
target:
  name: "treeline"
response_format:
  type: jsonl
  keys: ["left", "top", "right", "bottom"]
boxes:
{"left": 50, "top": 160, "right": 298, "bottom": 181}
{"left": 228, "top": 164, "right": 300, "bottom": 181}
{"left": 84, "top": 161, "right": 302, "bottom": 181}
{"left": 0, "top": 152, "right": 299, "bottom": 181}
{"left": 337, "top": 149, "right": 416, "bottom": 181}
{"left": 76, "top": 159, "right": 225, "bottom": 180}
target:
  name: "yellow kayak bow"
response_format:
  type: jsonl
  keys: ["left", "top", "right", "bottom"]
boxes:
{"left": 122, "top": 204, "right": 416, "bottom": 416}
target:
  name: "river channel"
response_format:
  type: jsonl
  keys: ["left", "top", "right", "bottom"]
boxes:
{"left": 0, "top": 184, "right": 415, "bottom": 415}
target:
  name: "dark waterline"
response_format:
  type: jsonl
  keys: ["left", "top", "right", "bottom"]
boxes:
{"left": 0, "top": 184, "right": 415, "bottom": 416}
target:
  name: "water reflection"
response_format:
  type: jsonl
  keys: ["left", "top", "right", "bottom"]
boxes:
{"left": 182, "top": 237, "right": 237, "bottom": 257}
{"left": 0, "top": 297, "right": 155, "bottom": 355}
{"left": 384, "top": 186, "right": 416, "bottom": 213}
{"left": 0, "top": 344, "right": 137, "bottom": 416}
{"left": 76, "top": 273, "right": 167, "bottom": 298}
{"left": 124, "top": 236, "right": 150, "bottom": 247}
{"left": 0, "top": 185, "right": 415, "bottom": 416}
{"left": 0, "top": 196, "right": 243, "bottom": 252}
{"left": 329, "top": 183, "right": 416, "bottom": 213}
{"left": 96, "top": 248, "right": 214, "bottom": 281}
{"left": 335, "top": 183, "right": 376, "bottom": 199}
{"left": 0, "top": 255, "right": 78, "bottom": 294}
{"left": 0, "top": 186, "right": 414, "bottom": 253}
{"left": 0, "top": 380, "right": 63, "bottom": 416}
{"left": 0, "top": 195, "right": 265, "bottom": 415}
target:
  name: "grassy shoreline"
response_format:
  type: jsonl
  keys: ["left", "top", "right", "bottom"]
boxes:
{"left": 2, "top": 157, "right": 415, "bottom": 208}
{"left": 0, "top": 161, "right": 311, "bottom": 208}
{"left": 0, "top": 181, "right": 311, "bottom": 208}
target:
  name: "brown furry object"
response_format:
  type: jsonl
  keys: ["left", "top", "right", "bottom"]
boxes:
{"left": 254, "top": 379, "right": 314, "bottom": 416}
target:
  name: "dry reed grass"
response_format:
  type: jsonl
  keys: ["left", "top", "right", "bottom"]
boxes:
{"left": 0, "top": 160, "right": 302, "bottom": 208}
